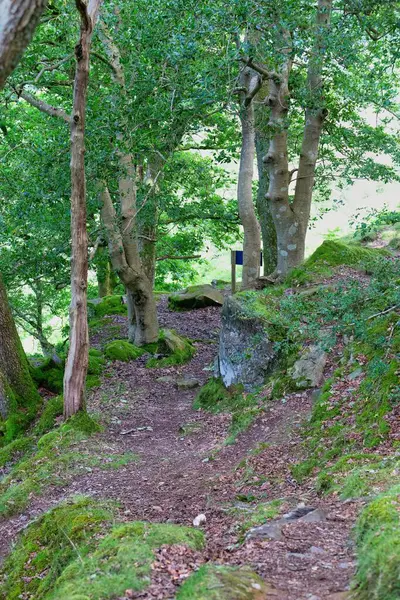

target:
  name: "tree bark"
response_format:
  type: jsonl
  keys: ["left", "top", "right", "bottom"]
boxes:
{"left": 255, "top": 115, "right": 277, "bottom": 276}
{"left": 99, "top": 24, "right": 159, "bottom": 342}
{"left": 95, "top": 244, "right": 113, "bottom": 297}
{"left": 0, "top": 0, "right": 48, "bottom": 90}
{"left": 101, "top": 185, "right": 159, "bottom": 345}
{"left": 64, "top": 0, "right": 102, "bottom": 419}
{"left": 263, "top": 1, "right": 332, "bottom": 279}
{"left": 237, "top": 67, "right": 261, "bottom": 289}
{"left": 0, "top": 273, "right": 40, "bottom": 432}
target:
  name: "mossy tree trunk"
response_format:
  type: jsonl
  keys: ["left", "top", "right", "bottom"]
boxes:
{"left": 255, "top": 127, "right": 277, "bottom": 276}
{"left": 0, "top": 273, "right": 40, "bottom": 437}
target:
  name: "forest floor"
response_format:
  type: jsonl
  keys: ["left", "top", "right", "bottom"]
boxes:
{"left": 0, "top": 298, "right": 361, "bottom": 599}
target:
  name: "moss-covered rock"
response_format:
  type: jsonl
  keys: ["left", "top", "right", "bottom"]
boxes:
{"left": 168, "top": 284, "right": 224, "bottom": 311}
{"left": 146, "top": 329, "right": 195, "bottom": 368}
{"left": 104, "top": 340, "right": 145, "bottom": 362}
{"left": 33, "top": 396, "right": 64, "bottom": 436}
{"left": 177, "top": 565, "right": 273, "bottom": 599}
{"left": 90, "top": 295, "right": 127, "bottom": 318}
{"left": 0, "top": 497, "right": 204, "bottom": 600}
{"left": 286, "top": 240, "right": 388, "bottom": 286}
{"left": 217, "top": 294, "right": 282, "bottom": 389}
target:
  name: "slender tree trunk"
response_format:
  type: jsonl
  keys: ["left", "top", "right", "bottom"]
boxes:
{"left": 237, "top": 68, "right": 261, "bottom": 289}
{"left": 291, "top": 0, "right": 332, "bottom": 238}
{"left": 0, "top": 0, "right": 48, "bottom": 90}
{"left": 139, "top": 158, "right": 162, "bottom": 286}
{"left": 255, "top": 128, "right": 277, "bottom": 276}
{"left": 64, "top": 0, "right": 102, "bottom": 419}
{"left": 0, "top": 274, "right": 40, "bottom": 432}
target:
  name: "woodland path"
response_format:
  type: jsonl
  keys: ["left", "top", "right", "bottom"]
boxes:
{"left": 0, "top": 299, "right": 360, "bottom": 599}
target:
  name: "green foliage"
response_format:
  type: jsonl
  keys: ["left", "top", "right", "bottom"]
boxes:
{"left": 352, "top": 486, "right": 400, "bottom": 600}
{"left": 0, "top": 497, "right": 204, "bottom": 600}
{"left": 104, "top": 340, "right": 145, "bottom": 362}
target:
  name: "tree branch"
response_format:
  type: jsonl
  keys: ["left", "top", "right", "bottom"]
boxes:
{"left": 156, "top": 254, "right": 202, "bottom": 262}
{"left": 17, "top": 89, "right": 71, "bottom": 123}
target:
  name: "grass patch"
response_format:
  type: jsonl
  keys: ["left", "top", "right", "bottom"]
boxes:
{"left": 352, "top": 485, "right": 400, "bottom": 600}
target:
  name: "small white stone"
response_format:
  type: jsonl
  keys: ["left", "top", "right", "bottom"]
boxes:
{"left": 251, "top": 582, "right": 262, "bottom": 590}
{"left": 193, "top": 513, "right": 207, "bottom": 527}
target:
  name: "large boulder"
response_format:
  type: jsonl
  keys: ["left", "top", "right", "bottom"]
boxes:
{"left": 168, "top": 284, "right": 223, "bottom": 311}
{"left": 217, "top": 295, "right": 278, "bottom": 389}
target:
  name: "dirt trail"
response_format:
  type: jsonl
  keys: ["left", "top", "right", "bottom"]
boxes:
{"left": 0, "top": 299, "right": 359, "bottom": 599}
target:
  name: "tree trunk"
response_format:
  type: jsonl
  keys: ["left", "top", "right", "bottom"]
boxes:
{"left": 96, "top": 244, "right": 112, "bottom": 297}
{"left": 0, "top": 0, "right": 48, "bottom": 90}
{"left": 0, "top": 273, "right": 40, "bottom": 437}
{"left": 291, "top": 0, "right": 332, "bottom": 241}
{"left": 237, "top": 68, "right": 261, "bottom": 289}
{"left": 64, "top": 0, "right": 102, "bottom": 419}
{"left": 126, "top": 289, "right": 136, "bottom": 343}
{"left": 101, "top": 185, "right": 159, "bottom": 345}
{"left": 263, "top": 2, "right": 331, "bottom": 279}
{"left": 255, "top": 129, "right": 277, "bottom": 276}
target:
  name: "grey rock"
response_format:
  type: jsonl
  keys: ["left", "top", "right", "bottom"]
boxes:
{"left": 245, "top": 505, "right": 326, "bottom": 542}
{"left": 246, "top": 521, "right": 284, "bottom": 541}
{"left": 310, "top": 546, "right": 326, "bottom": 555}
{"left": 290, "top": 345, "right": 327, "bottom": 389}
{"left": 176, "top": 377, "right": 200, "bottom": 390}
{"left": 156, "top": 376, "right": 176, "bottom": 384}
{"left": 348, "top": 367, "right": 363, "bottom": 381}
{"left": 300, "top": 508, "right": 327, "bottom": 523}
{"left": 217, "top": 296, "right": 277, "bottom": 389}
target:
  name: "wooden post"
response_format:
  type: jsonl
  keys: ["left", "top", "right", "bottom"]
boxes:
{"left": 231, "top": 250, "right": 236, "bottom": 295}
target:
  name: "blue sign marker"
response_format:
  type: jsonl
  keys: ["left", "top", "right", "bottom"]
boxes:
{"left": 234, "top": 250, "right": 263, "bottom": 266}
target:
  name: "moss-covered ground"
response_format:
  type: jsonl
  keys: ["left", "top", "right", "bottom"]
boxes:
{"left": 0, "top": 412, "right": 138, "bottom": 517}
{"left": 0, "top": 496, "right": 204, "bottom": 600}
